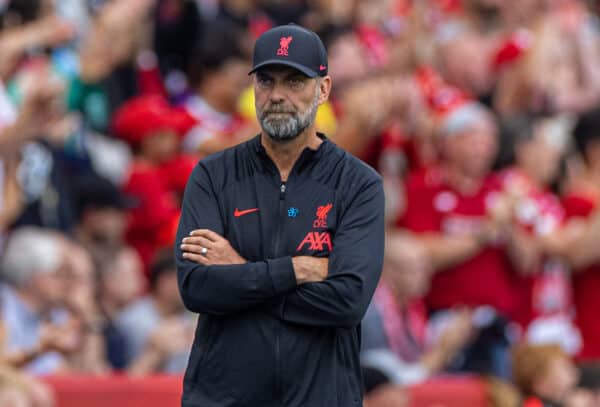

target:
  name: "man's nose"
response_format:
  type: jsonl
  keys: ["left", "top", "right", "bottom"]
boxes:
{"left": 268, "top": 83, "right": 286, "bottom": 103}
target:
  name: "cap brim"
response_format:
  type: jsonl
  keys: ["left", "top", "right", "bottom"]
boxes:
{"left": 248, "top": 59, "right": 318, "bottom": 78}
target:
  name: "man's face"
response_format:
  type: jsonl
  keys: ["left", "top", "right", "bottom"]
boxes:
{"left": 102, "top": 249, "right": 144, "bottom": 308}
{"left": 443, "top": 119, "right": 498, "bottom": 178}
{"left": 155, "top": 270, "right": 184, "bottom": 314}
{"left": 328, "top": 33, "right": 368, "bottom": 88}
{"left": 254, "top": 66, "right": 322, "bottom": 142}
{"left": 211, "top": 58, "right": 251, "bottom": 113}
{"left": 384, "top": 240, "right": 431, "bottom": 300}
{"left": 518, "top": 124, "right": 564, "bottom": 187}
{"left": 31, "top": 264, "right": 69, "bottom": 307}
{"left": 82, "top": 207, "right": 128, "bottom": 245}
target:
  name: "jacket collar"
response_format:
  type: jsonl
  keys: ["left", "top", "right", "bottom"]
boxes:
{"left": 249, "top": 132, "right": 330, "bottom": 176}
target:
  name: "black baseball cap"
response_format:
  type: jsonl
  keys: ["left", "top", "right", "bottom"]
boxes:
{"left": 249, "top": 24, "right": 328, "bottom": 78}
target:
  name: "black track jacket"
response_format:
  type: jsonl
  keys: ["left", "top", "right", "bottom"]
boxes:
{"left": 175, "top": 134, "right": 385, "bottom": 407}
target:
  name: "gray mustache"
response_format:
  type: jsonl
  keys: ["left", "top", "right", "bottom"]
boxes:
{"left": 263, "top": 105, "right": 296, "bottom": 114}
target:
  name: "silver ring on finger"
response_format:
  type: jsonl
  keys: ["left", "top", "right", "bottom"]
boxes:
{"left": 201, "top": 247, "right": 208, "bottom": 255}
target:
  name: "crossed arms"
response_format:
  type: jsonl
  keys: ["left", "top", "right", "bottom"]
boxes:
{"left": 175, "top": 164, "right": 385, "bottom": 328}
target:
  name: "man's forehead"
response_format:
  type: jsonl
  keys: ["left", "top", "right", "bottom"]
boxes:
{"left": 255, "top": 65, "right": 310, "bottom": 78}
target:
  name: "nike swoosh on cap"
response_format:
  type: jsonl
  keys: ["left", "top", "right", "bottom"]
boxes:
{"left": 319, "top": 65, "right": 327, "bottom": 71}
{"left": 234, "top": 208, "right": 260, "bottom": 217}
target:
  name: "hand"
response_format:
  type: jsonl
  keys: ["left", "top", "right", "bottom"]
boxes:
{"left": 39, "top": 319, "right": 82, "bottom": 355}
{"left": 487, "top": 192, "right": 514, "bottom": 226}
{"left": 181, "top": 229, "right": 246, "bottom": 265}
{"left": 437, "top": 309, "right": 475, "bottom": 355}
{"left": 148, "top": 318, "right": 193, "bottom": 356}
{"left": 292, "top": 256, "right": 328, "bottom": 284}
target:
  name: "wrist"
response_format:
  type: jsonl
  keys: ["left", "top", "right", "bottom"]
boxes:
{"left": 291, "top": 257, "right": 307, "bottom": 284}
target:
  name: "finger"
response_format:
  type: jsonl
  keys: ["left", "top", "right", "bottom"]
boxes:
{"left": 181, "top": 236, "right": 214, "bottom": 248}
{"left": 181, "top": 243, "right": 211, "bottom": 255}
{"left": 182, "top": 252, "right": 209, "bottom": 265}
{"left": 189, "top": 229, "right": 222, "bottom": 242}
{"left": 199, "top": 229, "right": 224, "bottom": 242}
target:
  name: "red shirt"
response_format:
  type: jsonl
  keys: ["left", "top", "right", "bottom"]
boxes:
{"left": 123, "top": 155, "right": 194, "bottom": 275}
{"left": 563, "top": 191, "right": 600, "bottom": 361}
{"left": 399, "top": 167, "right": 519, "bottom": 318}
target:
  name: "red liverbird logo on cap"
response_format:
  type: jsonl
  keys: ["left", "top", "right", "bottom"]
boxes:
{"left": 277, "top": 36, "right": 293, "bottom": 56}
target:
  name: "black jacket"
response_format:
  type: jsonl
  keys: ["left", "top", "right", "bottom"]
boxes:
{"left": 175, "top": 134, "right": 385, "bottom": 407}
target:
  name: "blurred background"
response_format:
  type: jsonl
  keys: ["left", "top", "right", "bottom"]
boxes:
{"left": 3, "top": 0, "right": 600, "bottom": 406}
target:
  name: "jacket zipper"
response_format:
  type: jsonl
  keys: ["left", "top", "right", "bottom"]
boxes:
{"left": 274, "top": 182, "right": 286, "bottom": 404}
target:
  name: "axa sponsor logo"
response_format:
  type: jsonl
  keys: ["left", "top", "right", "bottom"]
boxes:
{"left": 296, "top": 231, "right": 332, "bottom": 251}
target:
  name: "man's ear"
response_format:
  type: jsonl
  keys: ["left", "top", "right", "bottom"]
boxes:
{"left": 317, "top": 76, "right": 332, "bottom": 105}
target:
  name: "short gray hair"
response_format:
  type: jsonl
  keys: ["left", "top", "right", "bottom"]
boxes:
{"left": 1, "top": 227, "right": 62, "bottom": 286}
{"left": 440, "top": 102, "right": 496, "bottom": 138}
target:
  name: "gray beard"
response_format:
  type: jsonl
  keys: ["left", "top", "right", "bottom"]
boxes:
{"left": 259, "top": 92, "right": 320, "bottom": 142}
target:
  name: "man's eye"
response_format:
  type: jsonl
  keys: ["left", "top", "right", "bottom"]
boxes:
{"left": 288, "top": 78, "right": 304, "bottom": 89}
{"left": 257, "top": 77, "right": 273, "bottom": 87}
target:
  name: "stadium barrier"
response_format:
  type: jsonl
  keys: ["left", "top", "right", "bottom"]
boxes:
{"left": 43, "top": 375, "right": 488, "bottom": 406}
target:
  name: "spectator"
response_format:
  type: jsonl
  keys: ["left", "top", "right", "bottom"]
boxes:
{"left": 115, "top": 249, "right": 194, "bottom": 375}
{"left": 435, "top": 25, "right": 497, "bottom": 103}
{"left": 152, "top": 0, "right": 202, "bottom": 78}
{"left": 361, "top": 233, "right": 475, "bottom": 390}
{"left": 58, "top": 237, "right": 108, "bottom": 374}
{"left": 513, "top": 343, "right": 595, "bottom": 407}
{"left": 96, "top": 246, "right": 145, "bottom": 370}
{"left": 494, "top": 114, "right": 580, "bottom": 353}
{"left": 71, "top": 172, "right": 134, "bottom": 265}
{"left": 112, "top": 93, "right": 196, "bottom": 273}
{"left": 397, "top": 101, "right": 518, "bottom": 377}
{"left": 74, "top": 0, "right": 156, "bottom": 132}
{"left": 0, "top": 60, "right": 73, "bottom": 236}
{"left": 562, "top": 107, "right": 600, "bottom": 363}
{"left": 182, "top": 20, "right": 255, "bottom": 155}
{"left": 0, "top": 227, "right": 80, "bottom": 375}
{"left": 494, "top": 7, "right": 600, "bottom": 117}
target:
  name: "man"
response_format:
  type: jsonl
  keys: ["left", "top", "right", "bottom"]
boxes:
{"left": 112, "top": 93, "right": 197, "bottom": 274}
{"left": 399, "top": 102, "right": 509, "bottom": 314}
{"left": 116, "top": 250, "right": 194, "bottom": 375}
{"left": 0, "top": 227, "right": 80, "bottom": 374}
{"left": 361, "top": 234, "right": 474, "bottom": 390}
{"left": 397, "top": 101, "right": 520, "bottom": 378}
{"left": 182, "top": 20, "right": 255, "bottom": 156}
{"left": 71, "top": 172, "right": 133, "bottom": 264}
{"left": 176, "top": 24, "right": 385, "bottom": 407}
{"left": 97, "top": 245, "right": 144, "bottom": 370}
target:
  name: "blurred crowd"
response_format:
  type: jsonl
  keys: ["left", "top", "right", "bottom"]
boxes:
{"left": 3, "top": 0, "right": 600, "bottom": 406}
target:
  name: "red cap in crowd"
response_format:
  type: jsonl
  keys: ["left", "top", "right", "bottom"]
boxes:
{"left": 112, "top": 94, "right": 197, "bottom": 147}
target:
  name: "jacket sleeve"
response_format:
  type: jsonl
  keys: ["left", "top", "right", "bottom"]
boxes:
{"left": 175, "top": 163, "right": 297, "bottom": 315}
{"left": 273, "top": 176, "right": 385, "bottom": 328}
